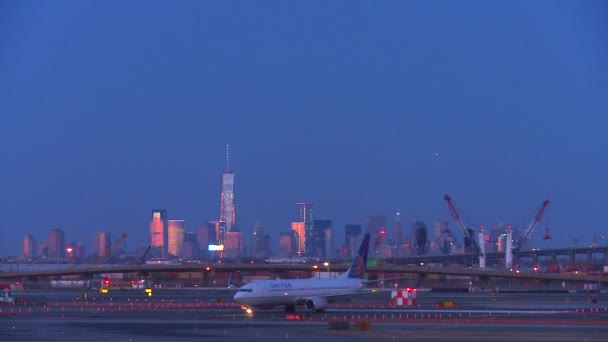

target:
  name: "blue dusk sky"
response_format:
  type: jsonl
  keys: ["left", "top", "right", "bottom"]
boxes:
{"left": 1, "top": 1, "right": 607, "bottom": 256}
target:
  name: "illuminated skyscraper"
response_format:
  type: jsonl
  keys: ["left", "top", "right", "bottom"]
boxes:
{"left": 150, "top": 209, "right": 168, "bottom": 258}
{"left": 21, "top": 234, "right": 37, "bottom": 260}
{"left": 47, "top": 228, "right": 66, "bottom": 259}
{"left": 168, "top": 219, "right": 185, "bottom": 257}
{"left": 296, "top": 202, "right": 314, "bottom": 256}
{"left": 291, "top": 222, "right": 305, "bottom": 255}
{"left": 218, "top": 145, "right": 236, "bottom": 245}
{"left": 93, "top": 232, "right": 111, "bottom": 259}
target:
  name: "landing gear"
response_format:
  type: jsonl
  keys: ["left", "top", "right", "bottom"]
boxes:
{"left": 285, "top": 305, "right": 296, "bottom": 313}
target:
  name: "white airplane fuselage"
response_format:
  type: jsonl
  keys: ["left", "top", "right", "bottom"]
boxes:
{"left": 233, "top": 276, "right": 364, "bottom": 307}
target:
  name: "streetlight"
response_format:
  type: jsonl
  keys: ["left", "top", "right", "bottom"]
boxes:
{"left": 66, "top": 247, "right": 74, "bottom": 261}
{"left": 323, "top": 262, "right": 330, "bottom": 278}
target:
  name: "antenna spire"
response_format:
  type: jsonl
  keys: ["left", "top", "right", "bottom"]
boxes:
{"left": 225, "top": 144, "right": 230, "bottom": 172}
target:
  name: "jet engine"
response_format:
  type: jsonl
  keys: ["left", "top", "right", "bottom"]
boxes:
{"left": 304, "top": 297, "right": 328, "bottom": 312}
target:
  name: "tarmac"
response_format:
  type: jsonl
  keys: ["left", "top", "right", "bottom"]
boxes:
{"left": 0, "top": 289, "right": 606, "bottom": 341}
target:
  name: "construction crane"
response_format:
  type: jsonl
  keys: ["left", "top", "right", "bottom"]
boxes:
{"left": 95, "top": 233, "right": 127, "bottom": 265}
{"left": 515, "top": 199, "right": 550, "bottom": 250}
{"left": 505, "top": 199, "right": 550, "bottom": 269}
{"left": 443, "top": 194, "right": 480, "bottom": 254}
{"left": 136, "top": 246, "right": 151, "bottom": 265}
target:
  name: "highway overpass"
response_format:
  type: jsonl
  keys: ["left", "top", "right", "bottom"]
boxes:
{"left": 0, "top": 262, "right": 605, "bottom": 285}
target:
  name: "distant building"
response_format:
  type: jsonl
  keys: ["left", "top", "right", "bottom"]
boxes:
{"left": 311, "top": 219, "right": 332, "bottom": 258}
{"left": 224, "top": 230, "right": 244, "bottom": 260}
{"left": 66, "top": 242, "right": 85, "bottom": 260}
{"left": 297, "top": 202, "right": 314, "bottom": 256}
{"left": 393, "top": 212, "right": 403, "bottom": 253}
{"left": 92, "top": 232, "right": 111, "bottom": 259}
{"left": 412, "top": 221, "right": 428, "bottom": 255}
{"left": 38, "top": 240, "right": 48, "bottom": 259}
{"left": 47, "top": 228, "right": 66, "bottom": 259}
{"left": 21, "top": 234, "right": 37, "bottom": 260}
{"left": 489, "top": 224, "right": 507, "bottom": 253}
{"left": 150, "top": 209, "right": 168, "bottom": 258}
{"left": 219, "top": 145, "right": 236, "bottom": 245}
{"left": 168, "top": 219, "right": 185, "bottom": 257}
{"left": 74, "top": 242, "right": 85, "bottom": 260}
{"left": 325, "top": 224, "right": 333, "bottom": 259}
{"left": 279, "top": 231, "right": 295, "bottom": 258}
{"left": 366, "top": 215, "right": 386, "bottom": 256}
{"left": 181, "top": 232, "right": 199, "bottom": 259}
{"left": 251, "top": 222, "right": 271, "bottom": 259}
{"left": 291, "top": 222, "right": 305, "bottom": 256}
{"left": 344, "top": 224, "right": 362, "bottom": 258}
{"left": 197, "top": 222, "right": 215, "bottom": 260}
{"left": 428, "top": 221, "right": 445, "bottom": 255}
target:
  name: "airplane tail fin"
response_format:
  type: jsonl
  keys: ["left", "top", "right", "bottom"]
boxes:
{"left": 341, "top": 233, "right": 370, "bottom": 279}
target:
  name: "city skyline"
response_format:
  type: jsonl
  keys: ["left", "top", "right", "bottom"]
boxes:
{"left": 2, "top": 1, "right": 607, "bottom": 256}
{"left": 9, "top": 196, "right": 589, "bottom": 260}
{"left": 4, "top": 143, "right": 607, "bottom": 258}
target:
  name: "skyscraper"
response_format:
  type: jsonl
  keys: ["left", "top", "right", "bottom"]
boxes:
{"left": 168, "top": 219, "right": 185, "bottom": 257}
{"left": 197, "top": 223, "right": 211, "bottom": 260}
{"left": 181, "top": 232, "right": 199, "bottom": 259}
{"left": 412, "top": 221, "right": 428, "bottom": 255}
{"left": 296, "top": 202, "right": 314, "bottom": 256}
{"left": 93, "top": 232, "right": 111, "bottom": 259}
{"left": 21, "top": 234, "right": 37, "bottom": 260}
{"left": 47, "top": 228, "right": 66, "bottom": 259}
{"left": 393, "top": 212, "right": 403, "bottom": 247}
{"left": 291, "top": 222, "right": 305, "bottom": 256}
{"left": 279, "top": 231, "right": 295, "bottom": 258}
{"left": 67, "top": 242, "right": 85, "bottom": 260}
{"left": 312, "top": 219, "right": 332, "bottom": 258}
{"left": 251, "top": 221, "right": 271, "bottom": 259}
{"left": 365, "top": 214, "right": 386, "bottom": 256}
{"left": 150, "top": 209, "right": 168, "bottom": 258}
{"left": 344, "top": 224, "right": 362, "bottom": 258}
{"left": 219, "top": 145, "right": 236, "bottom": 245}
{"left": 224, "top": 230, "right": 243, "bottom": 260}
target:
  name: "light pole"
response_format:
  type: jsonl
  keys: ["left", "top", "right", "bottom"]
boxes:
{"left": 323, "top": 262, "right": 330, "bottom": 278}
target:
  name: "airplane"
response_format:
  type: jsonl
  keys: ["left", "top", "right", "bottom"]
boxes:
{"left": 233, "top": 233, "right": 373, "bottom": 313}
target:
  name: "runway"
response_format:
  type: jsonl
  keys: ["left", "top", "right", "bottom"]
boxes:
{"left": 1, "top": 289, "right": 606, "bottom": 341}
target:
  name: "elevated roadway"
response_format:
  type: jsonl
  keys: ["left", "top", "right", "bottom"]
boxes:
{"left": 0, "top": 261, "right": 605, "bottom": 285}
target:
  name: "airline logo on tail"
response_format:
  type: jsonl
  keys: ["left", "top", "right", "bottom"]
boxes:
{"left": 347, "top": 233, "right": 370, "bottom": 279}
